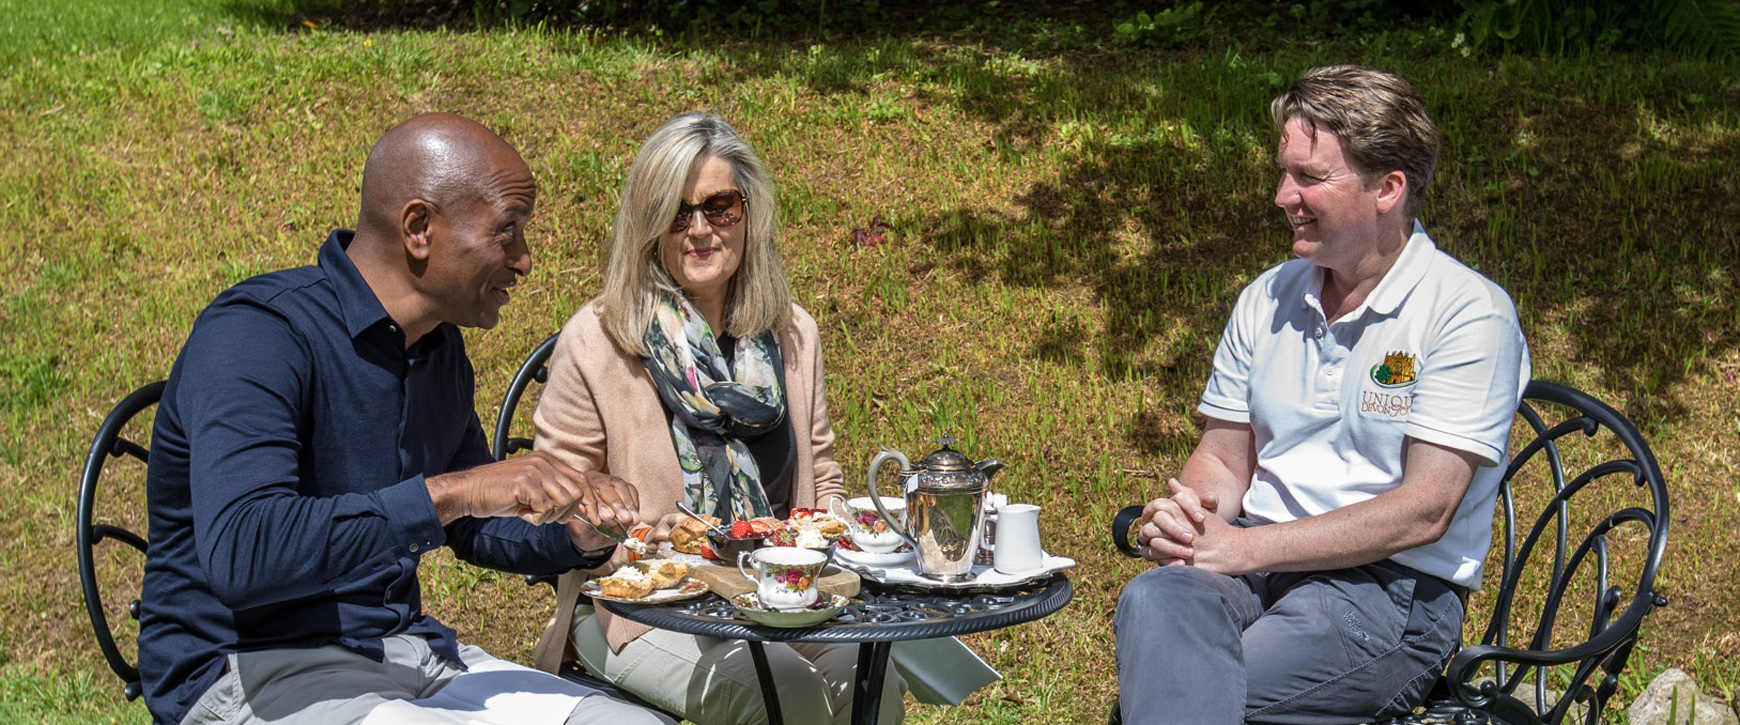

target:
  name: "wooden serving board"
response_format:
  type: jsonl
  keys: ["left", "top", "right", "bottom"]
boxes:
{"left": 687, "top": 562, "right": 861, "bottom": 599}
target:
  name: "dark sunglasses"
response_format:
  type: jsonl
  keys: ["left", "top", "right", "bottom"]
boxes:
{"left": 669, "top": 189, "right": 748, "bottom": 233}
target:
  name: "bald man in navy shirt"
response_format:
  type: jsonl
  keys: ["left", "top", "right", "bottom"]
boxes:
{"left": 139, "top": 113, "right": 673, "bottom": 725}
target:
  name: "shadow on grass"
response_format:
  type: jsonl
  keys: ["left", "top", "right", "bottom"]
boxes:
{"left": 218, "top": 0, "right": 474, "bottom": 32}
{"left": 800, "top": 47, "right": 1740, "bottom": 441}
{"left": 216, "top": 0, "right": 1113, "bottom": 37}
{"left": 730, "top": 37, "right": 1738, "bottom": 442}
{"left": 702, "top": 36, "right": 1737, "bottom": 439}
{"left": 212, "top": 0, "right": 1740, "bottom": 441}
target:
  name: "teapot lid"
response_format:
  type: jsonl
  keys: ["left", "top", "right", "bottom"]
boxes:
{"left": 919, "top": 435, "right": 975, "bottom": 472}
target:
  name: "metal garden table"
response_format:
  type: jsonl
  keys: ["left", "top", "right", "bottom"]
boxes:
{"left": 600, "top": 572, "right": 1073, "bottom": 725}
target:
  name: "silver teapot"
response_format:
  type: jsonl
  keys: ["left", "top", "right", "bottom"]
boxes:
{"left": 866, "top": 436, "right": 1004, "bottom": 582}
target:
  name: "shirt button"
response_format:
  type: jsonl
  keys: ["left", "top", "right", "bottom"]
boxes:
{"left": 1315, "top": 327, "right": 1324, "bottom": 338}
{"left": 408, "top": 544, "right": 419, "bottom": 553}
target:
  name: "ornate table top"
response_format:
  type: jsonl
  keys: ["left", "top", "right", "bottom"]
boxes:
{"left": 601, "top": 573, "right": 1073, "bottom": 643}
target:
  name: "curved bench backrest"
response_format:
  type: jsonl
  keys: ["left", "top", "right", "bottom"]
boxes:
{"left": 1448, "top": 380, "right": 1669, "bottom": 723}
{"left": 76, "top": 380, "right": 166, "bottom": 701}
{"left": 1107, "top": 380, "right": 1672, "bottom": 724}
{"left": 492, "top": 332, "right": 560, "bottom": 461}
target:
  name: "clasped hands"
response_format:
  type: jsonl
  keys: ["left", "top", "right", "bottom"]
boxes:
{"left": 1137, "top": 478, "right": 1241, "bottom": 573}
{"left": 427, "top": 450, "right": 640, "bottom": 553}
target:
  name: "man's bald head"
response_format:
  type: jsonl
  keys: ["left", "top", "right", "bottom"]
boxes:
{"left": 356, "top": 112, "right": 532, "bottom": 239}
{"left": 346, "top": 113, "right": 538, "bottom": 341}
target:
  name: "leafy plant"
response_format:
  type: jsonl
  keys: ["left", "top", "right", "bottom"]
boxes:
{"left": 851, "top": 214, "right": 893, "bottom": 247}
{"left": 1284, "top": 0, "right": 1407, "bottom": 36}
{"left": 1114, "top": 2, "right": 1207, "bottom": 48}
{"left": 1455, "top": 0, "right": 1740, "bottom": 57}
{"left": 1648, "top": 0, "right": 1740, "bottom": 57}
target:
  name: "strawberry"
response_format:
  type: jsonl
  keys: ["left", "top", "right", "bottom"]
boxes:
{"left": 730, "top": 520, "right": 753, "bottom": 538}
{"left": 699, "top": 542, "right": 718, "bottom": 561}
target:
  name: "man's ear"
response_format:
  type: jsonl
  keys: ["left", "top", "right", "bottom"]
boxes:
{"left": 402, "top": 200, "right": 433, "bottom": 261}
{"left": 1373, "top": 170, "right": 1408, "bottom": 215}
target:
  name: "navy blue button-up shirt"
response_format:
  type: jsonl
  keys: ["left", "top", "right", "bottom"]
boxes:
{"left": 138, "top": 231, "right": 600, "bottom": 725}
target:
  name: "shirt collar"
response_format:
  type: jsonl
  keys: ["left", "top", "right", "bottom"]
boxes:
{"left": 1365, "top": 220, "right": 1434, "bottom": 316}
{"left": 1296, "top": 220, "right": 1434, "bottom": 320}
{"left": 318, "top": 230, "right": 396, "bottom": 340}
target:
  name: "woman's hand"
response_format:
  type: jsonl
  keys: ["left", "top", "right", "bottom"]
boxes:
{"left": 644, "top": 512, "right": 696, "bottom": 544}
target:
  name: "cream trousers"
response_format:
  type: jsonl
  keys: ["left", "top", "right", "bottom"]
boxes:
{"left": 572, "top": 606, "right": 906, "bottom": 725}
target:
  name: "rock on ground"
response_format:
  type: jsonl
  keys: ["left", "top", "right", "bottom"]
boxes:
{"left": 1627, "top": 668, "right": 1739, "bottom": 725}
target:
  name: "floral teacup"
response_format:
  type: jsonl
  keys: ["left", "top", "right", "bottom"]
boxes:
{"left": 737, "top": 546, "right": 827, "bottom": 610}
{"left": 833, "top": 496, "right": 908, "bottom": 554}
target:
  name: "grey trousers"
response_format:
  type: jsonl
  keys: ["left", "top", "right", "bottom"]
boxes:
{"left": 1113, "top": 560, "right": 1464, "bottom": 725}
{"left": 179, "top": 633, "right": 675, "bottom": 725}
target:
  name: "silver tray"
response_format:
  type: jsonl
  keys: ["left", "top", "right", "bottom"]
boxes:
{"left": 835, "top": 554, "right": 1075, "bottom": 591}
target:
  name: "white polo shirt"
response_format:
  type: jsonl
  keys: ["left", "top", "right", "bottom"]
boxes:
{"left": 1199, "top": 223, "right": 1531, "bottom": 588}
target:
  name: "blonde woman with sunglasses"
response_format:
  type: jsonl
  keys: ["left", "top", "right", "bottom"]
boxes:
{"left": 529, "top": 112, "right": 904, "bottom": 725}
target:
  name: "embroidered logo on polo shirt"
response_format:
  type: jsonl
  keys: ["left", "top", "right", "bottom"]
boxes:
{"left": 1369, "top": 351, "right": 1418, "bottom": 389}
{"left": 1362, "top": 351, "right": 1417, "bottom": 419}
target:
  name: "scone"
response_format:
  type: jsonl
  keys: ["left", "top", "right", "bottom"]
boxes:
{"left": 596, "top": 565, "right": 654, "bottom": 599}
{"left": 669, "top": 515, "right": 719, "bottom": 555}
{"left": 643, "top": 559, "right": 690, "bottom": 588}
{"left": 807, "top": 515, "right": 848, "bottom": 539}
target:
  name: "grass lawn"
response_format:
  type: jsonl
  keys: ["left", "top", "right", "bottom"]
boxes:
{"left": 3, "top": 0, "right": 1737, "bottom": 722}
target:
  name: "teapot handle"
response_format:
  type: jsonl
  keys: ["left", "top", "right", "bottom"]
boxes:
{"left": 866, "top": 449, "right": 916, "bottom": 543}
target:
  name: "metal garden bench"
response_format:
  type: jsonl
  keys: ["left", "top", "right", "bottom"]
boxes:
{"left": 1108, "top": 380, "right": 1670, "bottom": 725}
{"left": 76, "top": 379, "right": 165, "bottom": 702}
{"left": 76, "top": 353, "right": 664, "bottom": 717}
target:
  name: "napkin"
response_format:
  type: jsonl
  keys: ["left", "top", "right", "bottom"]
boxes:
{"left": 892, "top": 638, "right": 1002, "bottom": 705}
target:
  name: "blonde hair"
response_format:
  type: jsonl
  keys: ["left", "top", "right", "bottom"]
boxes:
{"left": 1271, "top": 65, "right": 1441, "bottom": 219}
{"left": 597, "top": 113, "right": 793, "bottom": 356}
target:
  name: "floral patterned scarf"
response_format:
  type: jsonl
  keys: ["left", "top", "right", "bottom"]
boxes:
{"left": 641, "top": 291, "right": 786, "bottom": 522}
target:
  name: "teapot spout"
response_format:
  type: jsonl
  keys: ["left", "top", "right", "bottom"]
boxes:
{"left": 975, "top": 459, "right": 1006, "bottom": 479}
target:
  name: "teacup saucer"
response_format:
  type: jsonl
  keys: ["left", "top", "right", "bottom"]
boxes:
{"left": 834, "top": 547, "right": 915, "bottom": 568}
{"left": 731, "top": 592, "right": 849, "bottom": 628}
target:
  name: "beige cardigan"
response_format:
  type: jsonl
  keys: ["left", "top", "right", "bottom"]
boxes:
{"left": 529, "top": 300, "right": 846, "bottom": 667}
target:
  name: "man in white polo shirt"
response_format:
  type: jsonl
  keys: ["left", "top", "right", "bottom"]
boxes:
{"left": 1113, "top": 65, "right": 1531, "bottom": 724}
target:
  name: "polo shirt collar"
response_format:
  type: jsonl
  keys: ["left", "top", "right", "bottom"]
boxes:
{"left": 1297, "top": 220, "right": 1435, "bottom": 321}
{"left": 1365, "top": 220, "right": 1435, "bottom": 316}
{"left": 318, "top": 230, "right": 396, "bottom": 340}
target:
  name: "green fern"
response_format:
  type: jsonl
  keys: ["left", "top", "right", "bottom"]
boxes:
{"left": 1456, "top": 0, "right": 1740, "bottom": 57}
{"left": 1646, "top": 0, "right": 1740, "bottom": 58}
